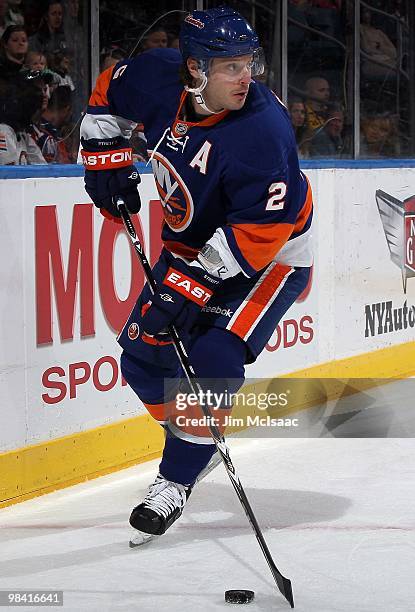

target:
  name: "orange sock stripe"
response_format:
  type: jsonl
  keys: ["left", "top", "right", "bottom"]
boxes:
{"left": 143, "top": 400, "right": 176, "bottom": 423}
{"left": 171, "top": 405, "right": 232, "bottom": 438}
{"left": 144, "top": 398, "right": 232, "bottom": 437}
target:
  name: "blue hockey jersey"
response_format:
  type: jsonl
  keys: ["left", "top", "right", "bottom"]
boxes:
{"left": 81, "top": 48, "right": 313, "bottom": 278}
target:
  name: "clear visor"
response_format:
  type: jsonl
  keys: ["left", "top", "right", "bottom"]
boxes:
{"left": 250, "top": 47, "right": 265, "bottom": 77}
{"left": 199, "top": 48, "right": 265, "bottom": 79}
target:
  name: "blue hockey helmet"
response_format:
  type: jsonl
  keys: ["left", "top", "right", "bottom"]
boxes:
{"left": 180, "top": 6, "right": 264, "bottom": 76}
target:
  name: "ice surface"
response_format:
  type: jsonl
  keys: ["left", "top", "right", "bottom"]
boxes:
{"left": 1, "top": 436, "right": 415, "bottom": 611}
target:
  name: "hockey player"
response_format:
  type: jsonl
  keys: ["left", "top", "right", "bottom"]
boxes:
{"left": 80, "top": 6, "right": 313, "bottom": 538}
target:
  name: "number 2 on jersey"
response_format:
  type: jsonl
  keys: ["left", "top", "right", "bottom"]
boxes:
{"left": 266, "top": 181, "right": 286, "bottom": 211}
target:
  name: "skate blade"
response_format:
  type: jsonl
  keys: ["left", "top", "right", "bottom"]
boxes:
{"left": 129, "top": 531, "right": 159, "bottom": 548}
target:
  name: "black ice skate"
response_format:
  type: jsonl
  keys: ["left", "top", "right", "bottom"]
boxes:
{"left": 129, "top": 473, "right": 191, "bottom": 537}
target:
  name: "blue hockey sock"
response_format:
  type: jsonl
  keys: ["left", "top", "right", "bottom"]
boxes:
{"left": 159, "top": 434, "right": 217, "bottom": 486}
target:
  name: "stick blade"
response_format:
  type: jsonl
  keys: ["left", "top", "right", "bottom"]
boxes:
{"left": 279, "top": 575, "right": 294, "bottom": 608}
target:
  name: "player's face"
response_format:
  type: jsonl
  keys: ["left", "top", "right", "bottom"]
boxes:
{"left": 203, "top": 55, "right": 253, "bottom": 112}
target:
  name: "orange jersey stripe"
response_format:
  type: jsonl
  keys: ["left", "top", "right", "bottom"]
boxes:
{"left": 229, "top": 177, "right": 313, "bottom": 271}
{"left": 230, "top": 222, "right": 294, "bottom": 271}
{"left": 228, "top": 263, "right": 293, "bottom": 339}
{"left": 293, "top": 177, "right": 313, "bottom": 234}
{"left": 89, "top": 65, "right": 115, "bottom": 107}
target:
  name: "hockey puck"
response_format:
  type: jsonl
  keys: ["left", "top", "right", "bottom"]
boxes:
{"left": 225, "top": 590, "right": 255, "bottom": 604}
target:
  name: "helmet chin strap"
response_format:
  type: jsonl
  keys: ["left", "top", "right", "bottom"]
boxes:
{"left": 184, "top": 71, "right": 224, "bottom": 115}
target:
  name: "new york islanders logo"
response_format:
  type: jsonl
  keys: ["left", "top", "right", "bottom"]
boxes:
{"left": 128, "top": 323, "right": 139, "bottom": 340}
{"left": 150, "top": 151, "right": 194, "bottom": 232}
{"left": 376, "top": 189, "right": 415, "bottom": 293}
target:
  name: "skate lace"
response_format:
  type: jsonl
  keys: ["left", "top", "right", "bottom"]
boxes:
{"left": 143, "top": 477, "right": 187, "bottom": 519}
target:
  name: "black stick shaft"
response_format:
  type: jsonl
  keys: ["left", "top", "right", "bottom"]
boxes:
{"left": 116, "top": 198, "right": 294, "bottom": 608}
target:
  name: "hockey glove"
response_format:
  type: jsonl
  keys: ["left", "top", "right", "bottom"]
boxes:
{"left": 81, "top": 137, "right": 141, "bottom": 219}
{"left": 141, "top": 259, "right": 221, "bottom": 336}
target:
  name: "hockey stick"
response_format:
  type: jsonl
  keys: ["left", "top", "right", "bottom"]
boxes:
{"left": 115, "top": 197, "right": 294, "bottom": 608}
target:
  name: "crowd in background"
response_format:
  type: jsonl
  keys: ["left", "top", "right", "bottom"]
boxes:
{"left": 0, "top": 0, "right": 183, "bottom": 165}
{"left": 0, "top": 0, "right": 86, "bottom": 164}
{"left": 0, "top": 0, "right": 412, "bottom": 165}
{"left": 287, "top": 0, "right": 409, "bottom": 157}
{"left": 287, "top": 74, "right": 399, "bottom": 158}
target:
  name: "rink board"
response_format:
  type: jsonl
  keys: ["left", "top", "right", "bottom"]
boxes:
{"left": 1, "top": 165, "right": 415, "bottom": 506}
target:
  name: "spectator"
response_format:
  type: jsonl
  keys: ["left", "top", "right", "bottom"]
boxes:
{"left": 25, "top": 50, "right": 47, "bottom": 71}
{"left": 48, "top": 49, "right": 75, "bottom": 90}
{"left": 288, "top": 0, "right": 311, "bottom": 51}
{"left": 23, "top": 58, "right": 62, "bottom": 97}
{"left": 308, "top": 102, "right": 345, "bottom": 157}
{"left": 63, "top": 0, "right": 81, "bottom": 34}
{"left": 169, "top": 35, "right": 180, "bottom": 50}
{"left": 391, "top": 0, "right": 406, "bottom": 21}
{"left": 360, "top": 112, "right": 398, "bottom": 157}
{"left": 0, "top": 24, "right": 28, "bottom": 79}
{"left": 308, "top": 0, "right": 342, "bottom": 38}
{"left": 288, "top": 96, "right": 306, "bottom": 147}
{"left": 63, "top": 0, "right": 83, "bottom": 49}
{"left": 63, "top": 0, "right": 87, "bottom": 120}
{"left": 141, "top": 26, "right": 168, "bottom": 51}
{"left": 311, "top": 0, "right": 341, "bottom": 8}
{"left": 300, "top": 76, "right": 330, "bottom": 154}
{"left": 0, "top": 0, "right": 7, "bottom": 38}
{"left": 29, "top": 1, "right": 68, "bottom": 55}
{"left": 24, "top": 3, "right": 42, "bottom": 36}
{"left": 0, "top": 71, "right": 47, "bottom": 164}
{"left": 289, "top": 97, "right": 306, "bottom": 129}
{"left": 30, "top": 85, "right": 72, "bottom": 163}
{"left": 27, "top": 69, "right": 51, "bottom": 121}
{"left": 5, "top": 0, "right": 24, "bottom": 28}
{"left": 99, "top": 44, "right": 125, "bottom": 72}
{"left": 60, "top": 121, "right": 78, "bottom": 162}
{"left": 289, "top": 0, "right": 311, "bottom": 8}
{"left": 360, "top": 9, "right": 397, "bottom": 79}
{"left": 304, "top": 76, "right": 330, "bottom": 129}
